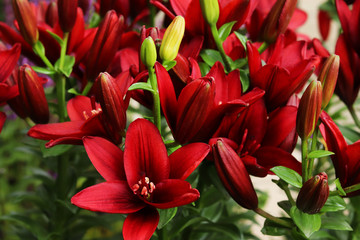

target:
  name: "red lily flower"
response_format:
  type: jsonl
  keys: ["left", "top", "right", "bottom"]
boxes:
{"left": 0, "top": 112, "right": 5, "bottom": 133}
{"left": 247, "top": 37, "right": 316, "bottom": 111}
{"left": 156, "top": 61, "right": 264, "bottom": 144}
{"left": 320, "top": 111, "right": 360, "bottom": 196}
{"left": 71, "top": 119, "right": 210, "bottom": 240}
{"left": 28, "top": 95, "right": 121, "bottom": 147}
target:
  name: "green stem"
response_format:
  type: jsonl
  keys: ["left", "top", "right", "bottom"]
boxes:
{"left": 258, "top": 42, "right": 269, "bottom": 54}
{"left": 282, "top": 183, "right": 296, "bottom": 206}
{"left": 59, "top": 32, "right": 69, "bottom": 70}
{"left": 81, "top": 81, "right": 94, "bottom": 96}
{"left": 56, "top": 74, "right": 67, "bottom": 122}
{"left": 348, "top": 105, "right": 360, "bottom": 129}
{"left": 165, "top": 141, "right": 181, "bottom": 148}
{"left": 255, "top": 208, "right": 293, "bottom": 228}
{"left": 301, "top": 139, "right": 309, "bottom": 183}
{"left": 344, "top": 183, "right": 360, "bottom": 195}
{"left": 308, "top": 125, "right": 319, "bottom": 178}
{"left": 33, "top": 42, "right": 55, "bottom": 70}
{"left": 210, "top": 24, "right": 232, "bottom": 72}
{"left": 148, "top": 67, "right": 161, "bottom": 133}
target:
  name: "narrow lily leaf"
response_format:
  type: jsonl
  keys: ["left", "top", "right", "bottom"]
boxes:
{"left": 46, "top": 30, "right": 64, "bottom": 45}
{"left": 33, "top": 41, "right": 46, "bottom": 56}
{"left": 218, "top": 21, "right": 237, "bottom": 42}
{"left": 55, "top": 55, "right": 75, "bottom": 77}
{"left": 200, "top": 49, "right": 223, "bottom": 67}
{"left": 261, "top": 218, "right": 290, "bottom": 236}
{"left": 162, "top": 60, "right": 177, "bottom": 71}
{"left": 128, "top": 82, "right": 154, "bottom": 93}
{"left": 335, "top": 178, "right": 346, "bottom": 196}
{"left": 271, "top": 166, "right": 302, "bottom": 188}
{"left": 338, "top": 124, "right": 360, "bottom": 143}
{"left": 290, "top": 206, "right": 321, "bottom": 238}
{"left": 310, "top": 231, "right": 338, "bottom": 240}
{"left": 234, "top": 31, "right": 247, "bottom": 50}
{"left": 199, "top": 62, "right": 210, "bottom": 76}
{"left": 308, "top": 150, "right": 334, "bottom": 159}
{"left": 68, "top": 88, "right": 81, "bottom": 96}
{"left": 240, "top": 69, "right": 250, "bottom": 92}
{"left": 39, "top": 141, "right": 73, "bottom": 157}
{"left": 157, "top": 207, "right": 177, "bottom": 229}
{"left": 321, "top": 196, "right": 346, "bottom": 212}
{"left": 169, "top": 216, "right": 209, "bottom": 238}
{"left": 32, "top": 66, "right": 56, "bottom": 75}
{"left": 321, "top": 216, "right": 352, "bottom": 231}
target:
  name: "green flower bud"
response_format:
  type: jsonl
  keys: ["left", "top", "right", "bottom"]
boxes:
{"left": 200, "top": 0, "right": 220, "bottom": 26}
{"left": 140, "top": 37, "right": 157, "bottom": 68}
{"left": 159, "top": 16, "right": 185, "bottom": 62}
{"left": 318, "top": 54, "right": 340, "bottom": 109}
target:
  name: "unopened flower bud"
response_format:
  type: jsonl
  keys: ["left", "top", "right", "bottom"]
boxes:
{"left": 296, "top": 172, "right": 329, "bottom": 214}
{"left": 296, "top": 80, "right": 322, "bottom": 140}
{"left": 140, "top": 37, "right": 157, "bottom": 68}
{"left": 95, "top": 72, "right": 126, "bottom": 134}
{"left": 159, "top": 16, "right": 185, "bottom": 62}
{"left": 260, "top": 0, "right": 297, "bottom": 43}
{"left": 12, "top": 0, "right": 39, "bottom": 45}
{"left": 318, "top": 54, "right": 340, "bottom": 109}
{"left": 58, "top": 0, "right": 78, "bottom": 32}
{"left": 17, "top": 64, "right": 49, "bottom": 123}
{"left": 45, "top": 1, "right": 58, "bottom": 28}
{"left": 200, "top": 0, "right": 220, "bottom": 26}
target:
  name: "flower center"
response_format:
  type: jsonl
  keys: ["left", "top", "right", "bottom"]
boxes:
{"left": 131, "top": 176, "right": 156, "bottom": 201}
{"left": 237, "top": 128, "right": 260, "bottom": 157}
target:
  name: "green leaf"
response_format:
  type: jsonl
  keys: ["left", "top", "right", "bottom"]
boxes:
{"left": 54, "top": 55, "right": 75, "bottom": 77}
{"left": 39, "top": 141, "right": 73, "bottom": 158}
{"left": 32, "top": 66, "right": 56, "bottom": 75}
{"left": 271, "top": 166, "right": 303, "bottom": 188}
{"left": 290, "top": 206, "right": 321, "bottom": 238}
{"left": 128, "top": 82, "right": 154, "bottom": 93}
{"left": 239, "top": 69, "right": 250, "bottom": 92}
{"left": 321, "top": 216, "right": 352, "bottom": 231}
{"left": 335, "top": 178, "right": 346, "bottom": 196}
{"left": 234, "top": 31, "right": 247, "bottom": 50}
{"left": 308, "top": 150, "right": 334, "bottom": 159}
{"left": 338, "top": 124, "right": 360, "bottom": 143}
{"left": 68, "top": 88, "right": 81, "bottom": 96}
{"left": 218, "top": 21, "right": 237, "bottom": 42}
{"left": 310, "top": 230, "right": 338, "bottom": 240}
{"left": 200, "top": 49, "right": 223, "bottom": 67}
{"left": 157, "top": 207, "right": 177, "bottom": 229}
{"left": 199, "top": 62, "right": 210, "bottom": 76}
{"left": 33, "top": 41, "right": 46, "bottom": 56}
{"left": 162, "top": 60, "right": 177, "bottom": 71}
{"left": 194, "top": 223, "right": 241, "bottom": 240}
{"left": 278, "top": 200, "right": 292, "bottom": 215}
{"left": 261, "top": 218, "right": 290, "bottom": 236}
{"left": 321, "top": 196, "right": 346, "bottom": 212}
{"left": 46, "top": 30, "right": 63, "bottom": 45}
{"left": 170, "top": 217, "right": 208, "bottom": 238}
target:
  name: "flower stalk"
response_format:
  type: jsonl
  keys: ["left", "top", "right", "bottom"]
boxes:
{"left": 255, "top": 208, "right": 293, "bottom": 228}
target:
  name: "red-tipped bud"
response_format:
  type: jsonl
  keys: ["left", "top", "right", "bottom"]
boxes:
{"left": 58, "top": 0, "right": 78, "bottom": 32}
{"left": 45, "top": 1, "right": 58, "bottom": 28}
{"left": 296, "top": 80, "right": 322, "bottom": 140}
{"left": 260, "top": 0, "right": 297, "bottom": 43}
{"left": 200, "top": 0, "right": 220, "bottom": 26}
{"left": 159, "top": 16, "right": 185, "bottom": 62}
{"left": 296, "top": 172, "right": 329, "bottom": 214}
{"left": 213, "top": 138, "right": 258, "bottom": 210}
{"left": 86, "top": 11, "right": 124, "bottom": 81}
{"left": 95, "top": 72, "right": 126, "bottom": 134}
{"left": 17, "top": 64, "right": 49, "bottom": 123}
{"left": 12, "top": 0, "right": 39, "bottom": 45}
{"left": 318, "top": 54, "right": 340, "bottom": 109}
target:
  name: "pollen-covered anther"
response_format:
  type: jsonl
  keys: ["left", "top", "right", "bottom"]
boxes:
{"left": 132, "top": 176, "right": 156, "bottom": 200}
{"left": 83, "top": 111, "right": 89, "bottom": 120}
{"left": 149, "top": 182, "right": 156, "bottom": 193}
{"left": 91, "top": 108, "right": 102, "bottom": 115}
{"left": 131, "top": 184, "right": 140, "bottom": 194}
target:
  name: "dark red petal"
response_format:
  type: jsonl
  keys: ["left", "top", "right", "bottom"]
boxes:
{"left": 346, "top": 141, "right": 360, "bottom": 185}
{"left": 124, "top": 119, "right": 170, "bottom": 187}
{"left": 83, "top": 136, "right": 125, "bottom": 181}
{"left": 71, "top": 181, "right": 145, "bottom": 214}
{"left": 0, "top": 44, "right": 21, "bottom": 83}
{"left": 170, "top": 0, "right": 191, "bottom": 16}
{"left": 148, "top": 179, "right": 200, "bottom": 209}
{"left": 67, "top": 95, "right": 98, "bottom": 121}
{"left": 155, "top": 62, "right": 178, "bottom": 132}
{"left": 247, "top": 41, "right": 262, "bottom": 79}
{"left": 123, "top": 207, "right": 159, "bottom": 240}
{"left": 254, "top": 146, "right": 302, "bottom": 176}
{"left": 169, "top": 143, "right": 210, "bottom": 180}
{"left": 0, "top": 112, "right": 6, "bottom": 133}
{"left": 28, "top": 121, "right": 84, "bottom": 140}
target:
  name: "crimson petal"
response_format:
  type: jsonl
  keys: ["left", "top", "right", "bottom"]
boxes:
{"left": 67, "top": 95, "right": 99, "bottom": 121}
{"left": 83, "top": 136, "right": 125, "bottom": 181}
{"left": 0, "top": 44, "right": 21, "bottom": 83}
{"left": 0, "top": 112, "right": 5, "bottom": 133}
{"left": 28, "top": 121, "right": 84, "bottom": 140}
{"left": 148, "top": 179, "right": 200, "bottom": 209}
{"left": 124, "top": 119, "right": 170, "bottom": 187}
{"left": 169, "top": 143, "right": 210, "bottom": 180}
{"left": 71, "top": 181, "right": 145, "bottom": 213}
{"left": 123, "top": 207, "right": 159, "bottom": 240}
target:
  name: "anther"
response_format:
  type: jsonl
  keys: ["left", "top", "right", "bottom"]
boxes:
{"left": 141, "top": 186, "right": 148, "bottom": 196}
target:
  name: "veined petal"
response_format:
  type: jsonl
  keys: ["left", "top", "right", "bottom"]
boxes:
{"left": 83, "top": 136, "right": 125, "bottom": 181}
{"left": 147, "top": 179, "right": 200, "bottom": 209}
{"left": 28, "top": 121, "right": 84, "bottom": 140}
{"left": 124, "top": 119, "right": 170, "bottom": 187}
{"left": 169, "top": 143, "right": 210, "bottom": 180}
{"left": 71, "top": 181, "right": 145, "bottom": 214}
{"left": 0, "top": 112, "right": 6, "bottom": 133}
{"left": 0, "top": 44, "right": 21, "bottom": 83}
{"left": 123, "top": 207, "right": 159, "bottom": 240}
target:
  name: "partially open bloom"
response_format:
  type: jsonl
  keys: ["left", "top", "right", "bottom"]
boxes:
{"left": 71, "top": 119, "right": 210, "bottom": 240}
{"left": 159, "top": 16, "right": 185, "bottom": 62}
{"left": 296, "top": 172, "right": 329, "bottom": 214}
